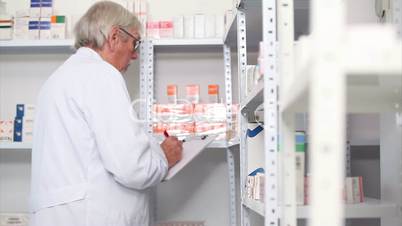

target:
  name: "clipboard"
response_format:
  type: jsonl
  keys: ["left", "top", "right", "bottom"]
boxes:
{"left": 163, "top": 134, "right": 217, "bottom": 181}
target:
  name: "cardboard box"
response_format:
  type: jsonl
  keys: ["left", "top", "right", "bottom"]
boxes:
{"left": 0, "top": 120, "right": 14, "bottom": 142}
{"left": 186, "top": 84, "right": 200, "bottom": 104}
{"left": 184, "top": 15, "right": 194, "bottom": 38}
{"left": 50, "top": 15, "right": 66, "bottom": 39}
{"left": 194, "top": 14, "right": 205, "bottom": 38}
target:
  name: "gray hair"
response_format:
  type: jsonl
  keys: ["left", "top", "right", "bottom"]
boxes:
{"left": 73, "top": 1, "right": 141, "bottom": 50}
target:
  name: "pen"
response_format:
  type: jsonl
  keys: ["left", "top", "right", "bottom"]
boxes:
{"left": 163, "top": 130, "right": 169, "bottom": 138}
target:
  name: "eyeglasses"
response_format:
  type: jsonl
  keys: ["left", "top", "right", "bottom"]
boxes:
{"left": 119, "top": 27, "right": 141, "bottom": 52}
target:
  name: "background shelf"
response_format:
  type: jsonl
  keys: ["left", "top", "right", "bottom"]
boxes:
{"left": 0, "top": 143, "right": 32, "bottom": 150}
{"left": 243, "top": 197, "right": 399, "bottom": 219}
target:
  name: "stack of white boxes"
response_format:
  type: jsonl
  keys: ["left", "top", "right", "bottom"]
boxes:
{"left": 14, "top": 10, "right": 30, "bottom": 40}
{"left": 146, "top": 13, "right": 224, "bottom": 39}
{"left": 16, "top": 0, "right": 65, "bottom": 40}
{"left": 345, "top": 176, "right": 365, "bottom": 204}
{"left": 246, "top": 171, "right": 265, "bottom": 201}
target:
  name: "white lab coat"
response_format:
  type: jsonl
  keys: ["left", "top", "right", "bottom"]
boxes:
{"left": 29, "top": 47, "right": 168, "bottom": 226}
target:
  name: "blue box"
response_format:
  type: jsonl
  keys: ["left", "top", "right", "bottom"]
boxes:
{"left": 16, "top": 104, "right": 25, "bottom": 118}
{"left": 13, "top": 118, "right": 23, "bottom": 142}
{"left": 14, "top": 117, "right": 23, "bottom": 131}
{"left": 13, "top": 131, "right": 22, "bottom": 142}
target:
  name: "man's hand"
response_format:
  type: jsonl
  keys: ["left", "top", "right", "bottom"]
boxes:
{"left": 160, "top": 136, "right": 183, "bottom": 168}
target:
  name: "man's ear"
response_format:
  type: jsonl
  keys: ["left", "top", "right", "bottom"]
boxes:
{"left": 107, "top": 26, "right": 120, "bottom": 52}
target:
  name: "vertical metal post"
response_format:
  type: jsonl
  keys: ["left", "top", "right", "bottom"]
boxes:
{"left": 237, "top": 10, "right": 248, "bottom": 104}
{"left": 139, "top": 41, "right": 147, "bottom": 120}
{"left": 380, "top": 113, "right": 402, "bottom": 226}
{"left": 143, "top": 39, "right": 156, "bottom": 224}
{"left": 237, "top": 7, "right": 250, "bottom": 226}
{"left": 224, "top": 45, "right": 234, "bottom": 142}
{"left": 345, "top": 116, "right": 351, "bottom": 177}
{"left": 310, "top": 1, "right": 346, "bottom": 226}
{"left": 226, "top": 148, "right": 237, "bottom": 226}
{"left": 146, "top": 40, "right": 154, "bottom": 134}
{"left": 392, "top": 0, "right": 401, "bottom": 37}
{"left": 263, "top": 0, "right": 279, "bottom": 225}
{"left": 223, "top": 44, "right": 237, "bottom": 226}
{"left": 278, "top": 0, "right": 296, "bottom": 225}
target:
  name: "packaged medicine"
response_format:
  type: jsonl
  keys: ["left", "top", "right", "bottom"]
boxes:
{"left": 0, "top": 120, "right": 14, "bottom": 142}
{"left": 28, "top": 20, "right": 40, "bottom": 40}
{"left": 14, "top": 17, "right": 30, "bottom": 40}
{"left": 41, "top": 0, "right": 53, "bottom": 18}
{"left": 39, "top": 17, "right": 51, "bottom": 40}
{"left": 50, "top": 15, "right": 66, "bottom": 39}
{"left": 205, "top": 15, "right": 215, "bottom": 38}
{"left": 184, "top": 15, "right": 194, "bottom": 38}
{"left": 167, "top": 84, "right": 177, "bottom": 104}
{"left": 194, "top": 14, "right": 205, "bottom": 38}
{"left": 186, "top": 84, "right": 200, "bottom": 104}
{"left": 208, "top": 84, "right": 219, "bottom": 103}
{"left": 30, "top": 0, "right": 41, "bottom": 18}
{"left": 0, "top": 213, "right": 29, "bottom": 226}
{"left": 215, "top": 15, "right": 224, "bottom": 38}
{"left": 159, "top": 20, "right": 173, "bottom": 38}
{"left": 146, "top": 21, "right": 159, "bottom": 39}
{"left": 173, "top": 16, "right": 184, "bottom": 38}
{"left": 0, "top": 17, "right": 12, "bottom": 40}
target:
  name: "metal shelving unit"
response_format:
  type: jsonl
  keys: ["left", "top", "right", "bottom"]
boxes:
{"left": 278, "top": 1, "right": 402, "bottom": 226}
{"left": 140, "top": 37, "right": 239, "bottom": 226}
{"left": 235, "top": 0, "right": 402, "bottom": 225}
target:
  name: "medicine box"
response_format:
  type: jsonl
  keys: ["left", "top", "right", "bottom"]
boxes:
{"left": 0, "top": 18, "right": 12, "bottom": 40}
{"left": 14, "top": 17, "right": 30, "bottom": 40}
{"left": 41, "top": 0, "right": 53, "bottom": 18}
{"left": 186, "top": 85, "right": 200, "bottom": 104}
{"left": 159, "top": 21, "right": 173, "bottom": 38}
{"left": 184, "top": 15, "right": 194, "bottom": 38}
{"left": 167, "top": 85, "right": 177, "bottom": 104}
{"left": 0, "top": 120, "right": 14, "bottom": 142}
{"left": 50, "top": 15, "right": 66, "bottom": 39}
{"left": 30, "top": 0, "right": 41, "bottom": 18}
{"left": 194, "top": 14, "right": 205, "bottom": 38}
{"left": 173, "top": 16, "right": 184, "bottom": 38}
{"left": 39, "top": 17, "right": 51, "bottom": 40}
{"left": 29, "top": 20, "right": 40, "bottom": 40}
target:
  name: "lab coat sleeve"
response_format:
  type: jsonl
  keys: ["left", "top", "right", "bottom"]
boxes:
{"left": 84, "top": 70, "right": 168, "bottom": 190}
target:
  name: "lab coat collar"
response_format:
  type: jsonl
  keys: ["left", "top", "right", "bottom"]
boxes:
{"left": 76, "top": 47, "right": 123, "bottom": 79}
{"left": 76, "top": 47, "right": 103, "bottom": 61}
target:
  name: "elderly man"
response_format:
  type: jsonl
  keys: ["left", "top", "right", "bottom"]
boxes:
{"left": 29, "top": 1, "right": 183, "bottom": 226}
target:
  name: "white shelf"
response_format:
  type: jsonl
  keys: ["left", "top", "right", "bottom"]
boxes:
{"left": 208, "top": 139, "right": 239, "bottom": 149}
{"left": 243, "top": 197, "right": 399, "bottom": 219}
{"left": 243, "top": 198, "right": 265, "bottom": 216}
{"left": 151, "top": 38, "right": 223, "bottom": 46}
{"left": 0, "top": 142, "right": 32, "bottom": 150}
{"left": 0, "top": 39, "right": 74, "bottom": 48}
{"left": 241, "top": 81, "right": 264, "bottom": 115}
{"left": 0, "top": 140, "right": 239, "bottom": 150}
{"left": 282, "top": 27, "right": 402, "bottom": 113}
